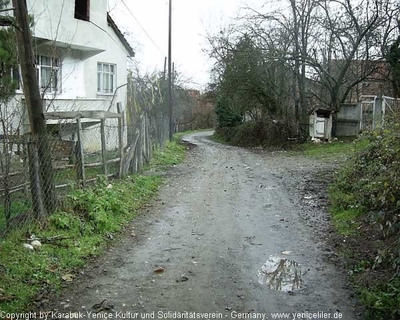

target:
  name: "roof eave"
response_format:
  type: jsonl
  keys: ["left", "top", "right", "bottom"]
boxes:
{"left": 107, "top": 13, "right": 135, "bottom": 57}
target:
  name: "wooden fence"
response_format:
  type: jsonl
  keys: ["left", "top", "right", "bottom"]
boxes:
{"left": 0, "top": 105, "right": 170, "bottom": 234}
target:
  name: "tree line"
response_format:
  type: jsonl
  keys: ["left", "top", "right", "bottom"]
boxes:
{"left": 207, "top": 0, "right": 400, "bottom": 138}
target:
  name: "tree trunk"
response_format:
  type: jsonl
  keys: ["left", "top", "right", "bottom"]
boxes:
{"left": 12, "top": 0, "right": 57, "bottom": 215}
{"left": 28, "top": 138, "right": 46, "bottom": 220}
{"left": 0, "top": 142, "right": 12, "bottom": 230}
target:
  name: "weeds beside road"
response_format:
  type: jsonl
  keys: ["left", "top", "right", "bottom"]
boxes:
{"left": 0, "top": 140, "right": 186, "bottom": 312}
{"left": 278, "top": 136, "right": 400, "bottom": 320}
{"left": 213, "top": 127, "right": 399, "bottom": 319}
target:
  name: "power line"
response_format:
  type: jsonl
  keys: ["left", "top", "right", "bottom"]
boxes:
{"left": 120, "top": 0, "right": 166, "bottom": 57}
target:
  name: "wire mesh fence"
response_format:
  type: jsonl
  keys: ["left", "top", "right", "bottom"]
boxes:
{"left": 0, "top": 110, "right": 171, "bottom": 238}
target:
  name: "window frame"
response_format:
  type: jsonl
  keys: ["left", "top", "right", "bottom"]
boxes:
{"left": 35, "top": 55, "right": 61, "bottom": 94}
{"left": 97, "top": 62, "right": 117, "bottom": 95}
{"left": 11, "top": 65, "right": 22, "bottom": 92}
{"left": 74, "top": 0, "right": 90, "bottom": 21}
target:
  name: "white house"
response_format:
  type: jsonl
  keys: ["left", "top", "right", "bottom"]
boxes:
{"left": 3, "top": 0, "right": 134, "bottom": 151}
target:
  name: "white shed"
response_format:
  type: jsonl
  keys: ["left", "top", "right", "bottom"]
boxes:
{"left": 309, "top": 108, "right": 334, "bottom": 140}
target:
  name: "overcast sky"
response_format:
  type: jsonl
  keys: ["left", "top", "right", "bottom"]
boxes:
{"left": 108, "top": 0, "right": 267, "bottom": 90}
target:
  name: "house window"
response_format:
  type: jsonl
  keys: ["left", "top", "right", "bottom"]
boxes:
{"left": 97, "top": 63, "right": 116, "bottom": 95}
{"left": 10, "top": 66, "right": 21, "bottom": 91}
{"left": 36, "top": 55, "right": 60, "bottom": 93}
{"left": 74, "top": 0, "right": 90, "bottom": 21}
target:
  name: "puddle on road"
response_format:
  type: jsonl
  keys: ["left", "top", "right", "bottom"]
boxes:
{"left": 258, "top": 256, "right": 304, "bottom": 292}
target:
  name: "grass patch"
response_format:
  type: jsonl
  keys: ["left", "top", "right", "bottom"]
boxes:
{"left": 0, "top": 198, "right": 31, "bottom": 229}
{"left": 289, "top": 137, "right": 370, "bottom": 158}
{"left": 330, "top": 207, "right": 363, "bottom": 236}
{"left": 0, "top": 139, "right": 186, "bottom": 312}
{"left": 149, "top": 140, "right": 186, "bottom": 170}
{"left": 300, "top": 140, "right": 355, "bottom": 157}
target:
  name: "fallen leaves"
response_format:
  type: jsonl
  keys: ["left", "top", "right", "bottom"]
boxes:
{"left": 46, "top": 264, "right": 59, "bottom": 273}
{"left": 61, "top": 274, "right": 75, "bottom": 282}
{"left": 153, "top": 267, "right": 165, "bottom": 274}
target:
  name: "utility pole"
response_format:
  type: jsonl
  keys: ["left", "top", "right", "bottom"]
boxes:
{"left": 12, "top": 0, "right": 57, "bottom": 214}
{"left": 168, "top": 0, "right": 173, "bottom": 141}
{"left": 163, "top": 57, "right": 167, "bottom": 81}
{"left": 172, "top": 61, "right": 175, "bottom": 113}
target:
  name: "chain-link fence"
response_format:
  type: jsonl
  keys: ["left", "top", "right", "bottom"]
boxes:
{"left": 0, "top": 108, "right": 171, "bottom": 237}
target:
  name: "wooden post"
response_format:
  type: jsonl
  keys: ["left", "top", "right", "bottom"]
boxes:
{"left": 144, "top": 115, "right": 151, "bottom": 163}
{"left": 100, "top": 119, "right": 108, "bottom": 176}
{"left": 147, "top": 115, "right": 152, "bottom": 159}
{"left": 122, "top": 132, "right": 139, "bottom": 176}
{"left": 76, "top": 118, "right": 86, "bottom": 188}
{"left": 28, "top": 138, "right": 46, "bottom": 220}
{"left": 137, "top": 116, "right": 143, "bottom": 172}
{"left": 117, "top": 103, "right": 124, "bottom": 178}
{"left": 142, "top": 115, "right": 148, "bottom": 165}
{"left": 22, "top": 139, "right": 29, "bottom": 197}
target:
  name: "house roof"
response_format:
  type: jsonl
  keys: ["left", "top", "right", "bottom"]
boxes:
{"left": 107, "top": 13, "right": 135, "bottom": 57}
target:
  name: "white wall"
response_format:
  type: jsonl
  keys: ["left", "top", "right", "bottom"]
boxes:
{"left": 8, "top": 0, "right": 131, "bottom": 147}
{"left": 24, "top": 0, "right": 130, "bottom": 113}
{"left": 28, "top": 0, "right": 109, "bottom": 51}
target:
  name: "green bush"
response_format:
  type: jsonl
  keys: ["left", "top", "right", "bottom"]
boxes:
{"left": 361, "top": 278, "right": 400, "bottom": 320}
{"left": 329, "top": 128, "right": 400, "bottom": 319}
{"left": 215, "top": 120, "right": 293, "bottom": 147}
{"left": 331, "top": 130, "right": 400, "bottom": 239}
{"left": 214, "top": 97, "right": 243, "bottom": 127}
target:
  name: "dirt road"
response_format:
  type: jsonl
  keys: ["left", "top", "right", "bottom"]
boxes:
{"left": 49, "top": 131, "right": 361, "bottom": 319}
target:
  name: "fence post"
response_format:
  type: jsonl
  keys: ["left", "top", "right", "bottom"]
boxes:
{"left": 138, "top": 115, "right": 144, "bottom": 170}
{"left": 142, "top": 115, "right": 148, "bottom": 165}
{"left": 100, "top": 119, "right": 108, "bottom": 176}
{"left": 117, "top": 103, "right": 124, "bottom": 178}
{"left": 146, "top": 116, "right": 153, "bottom": 161}
{"left": 28, "top": 137, "right": 46, "bottom": 220}
{"left": 123, "top": 131, "right": 139, "bottom": 175}
{"left": 22, "top": 138, "right": 30, "bottom": 197}
{"left": 76, "top": 118, "right": 86, "bottom": 188}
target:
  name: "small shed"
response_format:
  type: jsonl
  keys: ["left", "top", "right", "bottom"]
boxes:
{"left": 309, "top": 108, "right": 334, "bottom": 140}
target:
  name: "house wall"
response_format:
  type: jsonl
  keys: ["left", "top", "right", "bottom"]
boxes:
{"left": 25, "top": 0, "right": 129, "bottom": 112}
{"left": 28, "top": 0, "right": 108, "bottom": 52}
{"left": 336, "top": 104, "right": 361, "bottom": 136}
{"left": 2, "top": 0, "right": 131, "bottom": 152}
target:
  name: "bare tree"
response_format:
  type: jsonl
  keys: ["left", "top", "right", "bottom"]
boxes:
{"left": 233, "top": 0, "right": 398, "bottom": 113}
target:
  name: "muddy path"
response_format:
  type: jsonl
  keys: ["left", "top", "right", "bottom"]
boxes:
{"left": 47, "top": 131, "right": 361, "bottom": 319}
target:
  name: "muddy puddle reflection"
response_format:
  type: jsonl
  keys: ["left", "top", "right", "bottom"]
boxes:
{"left": 258, "top": 256, "right": 304, "bottom": 292}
